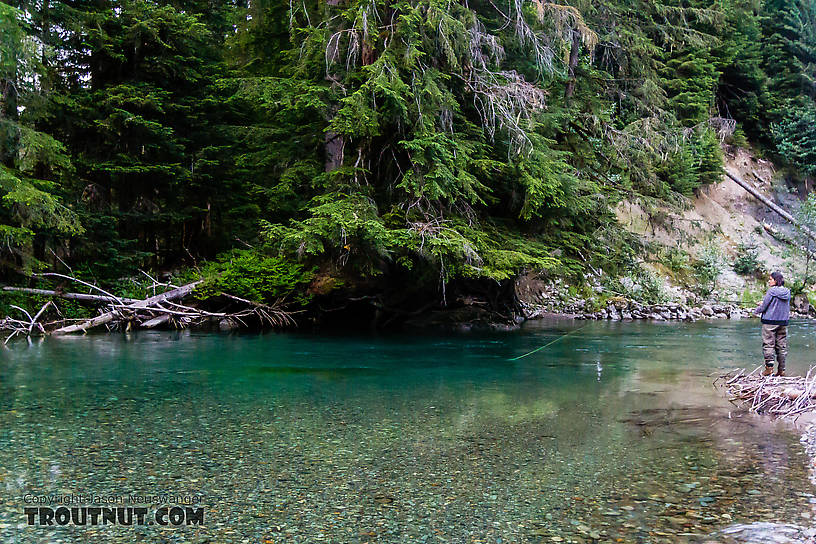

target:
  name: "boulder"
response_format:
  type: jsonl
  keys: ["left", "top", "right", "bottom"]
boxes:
{"left": 611, "top": 298, "right": 629, "bottom": 310}
{"left": 794, "top": 293, "right": 811, "bottom": 314}
{"left": 218, "top": 318, "right": 239, "bottom": 331}
{"left": 701, "top": 305, "right": 714, "bottom": 317}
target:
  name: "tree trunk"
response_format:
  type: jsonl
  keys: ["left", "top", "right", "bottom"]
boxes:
{"left": 564, "top": 30, "right": 581, "bottom": 102}
{"left": 1, "top": 73, "right": 19, "bottom": 168}
{"left": 40, "top": 0, "right": 53, "bottom": 92}
{"left": 324, "top": 122, "right": 344, "bottom": 172}
{"left": 323, "top": 0, "right": 345, "bottom": 172}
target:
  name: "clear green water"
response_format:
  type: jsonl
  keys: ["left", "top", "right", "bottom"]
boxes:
{"left": 1, "top": 319, "right": 815, "bottom": 543}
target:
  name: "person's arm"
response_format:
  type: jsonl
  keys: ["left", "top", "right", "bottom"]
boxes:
{"left": 755, "top": 292, "right": 772, "bottom": 315}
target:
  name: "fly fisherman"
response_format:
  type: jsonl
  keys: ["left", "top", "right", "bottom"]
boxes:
{"left": 753, "top": 271, "right": 791, "bottom": 376}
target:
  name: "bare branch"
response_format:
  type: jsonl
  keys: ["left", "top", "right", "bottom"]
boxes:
{"left": 33, "top": 272, "right": 126, "bottom": 305}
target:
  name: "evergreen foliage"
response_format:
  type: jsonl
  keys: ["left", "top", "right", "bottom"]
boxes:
{"left": 1, "top": 0, "right": 816, "bottom": 307}
{"left": 0, "top": 4, "right": 82, "bottom": 272}
{"left": 195, "top": 249, "right": 316, "bottom": 305}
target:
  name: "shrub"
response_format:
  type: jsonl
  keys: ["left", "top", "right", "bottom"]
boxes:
{"left": 195, "top": 249, "right": 316, "bottom": 306}
{"left": 694, "top": 243, "right": 725, "bottom": 297}
{"left": 658, "top": 246, "right": 692, "bottom": 279}
{"left": 607, "top": 267, "right": 668, "bottom": 304}
{"left": 733, "top": 242, "right": 761, "bottom": 276}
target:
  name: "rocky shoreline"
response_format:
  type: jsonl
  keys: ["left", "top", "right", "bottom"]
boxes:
{"left": 515, "top": 276, "right": 816, "bottom": 323}
{"left": 523, "top": 300, "right": 816, "bottom": 322}
{"left": 407, "top": 296, "right": 816, "bottom": 334}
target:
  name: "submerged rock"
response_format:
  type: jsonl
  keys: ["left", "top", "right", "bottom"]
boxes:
{"left": 219, "top": 317, "right": 239, "bottom": 331}
{"left": 710, "top": 522, "right": 816, "bottom": 543}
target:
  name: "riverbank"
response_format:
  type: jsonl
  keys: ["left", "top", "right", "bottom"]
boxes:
{"left": 526, "top": 300, "right": 816, "bottom": 322}
{"left": 515, "top": 273, "right": 816, "bottom": 324}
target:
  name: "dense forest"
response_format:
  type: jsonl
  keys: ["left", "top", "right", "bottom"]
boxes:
{"left": 2, "top": 0, "right": 816, "bottom": 325}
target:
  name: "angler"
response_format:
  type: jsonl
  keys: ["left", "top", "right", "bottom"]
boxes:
{"left": 753, "top": 271, "right": 791, "bottom": 377}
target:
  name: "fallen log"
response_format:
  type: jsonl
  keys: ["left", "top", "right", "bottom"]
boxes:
{"left": 3, "top": 273, "right": 298, "bottom": 339}
{"left": 725, "top": 170, "right": 816, "bottom": 243}
{"left": 2, "top": 286, "right": 141, "bottom": 305}
{"left": 52, "top": 280, "right": 204, "bottom": 335}
{"left": 140, "top": 314, "right": 171, "bottom": 329}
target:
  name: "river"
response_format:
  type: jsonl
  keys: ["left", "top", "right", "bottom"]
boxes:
{"left": 1, "top": 319, "right": 815, "bottom": 543}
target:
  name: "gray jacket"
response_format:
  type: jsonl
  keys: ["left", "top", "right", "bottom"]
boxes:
{"left": 754, "top": 286, "right": 791, "bottom": 325}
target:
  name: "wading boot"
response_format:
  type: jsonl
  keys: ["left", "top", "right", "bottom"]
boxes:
{"left": 775, "top": 369, "right": 786, "bottom": 377}
{"left": 763, "top": 365, "right": 774, "bottom": 376}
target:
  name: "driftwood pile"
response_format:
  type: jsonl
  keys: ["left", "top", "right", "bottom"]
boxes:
{"left": 1, "top": 272, "right": 294, "bottom": 343}
{"left": 716, "top": 366, "right": 816, "bottom": 419}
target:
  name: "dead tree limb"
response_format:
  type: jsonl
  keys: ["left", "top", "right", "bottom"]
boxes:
{"left": 32, "top": 272, "right": 127, "bottom": 305}
{"left": 2, "top": 287, "right": 141, "bottom": 305}
{"left": 28, "top": 301, "right": 53, "bottom": 334}
{"left": 220, "top": 293, "right": 297, "bottom": 327}
{"left": 52, "top": 280, "right": 204, "bottom": 335}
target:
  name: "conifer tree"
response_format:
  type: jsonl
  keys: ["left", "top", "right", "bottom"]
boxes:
{"left": 0, "top": 4, "right": 82, "bottom": 273}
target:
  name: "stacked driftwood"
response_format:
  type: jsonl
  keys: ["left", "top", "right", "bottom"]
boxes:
{"left": 716, "top": 366, "right": 816, "bottom": 419}
{"left": 1, "top": 273, "right": 294, "bottom": 343}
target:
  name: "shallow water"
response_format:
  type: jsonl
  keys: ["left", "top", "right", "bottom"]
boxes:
{"left": 1, "top": 319, "right": 816, "bottom": 543}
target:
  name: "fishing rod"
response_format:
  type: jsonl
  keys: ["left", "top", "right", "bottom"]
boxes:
{"left": 705, "top": 299, "right": 758, "bottom": 307}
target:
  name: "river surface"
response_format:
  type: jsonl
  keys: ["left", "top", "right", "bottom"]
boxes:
{"left": 1, "top": 319, "right": 816, "bottom": 543}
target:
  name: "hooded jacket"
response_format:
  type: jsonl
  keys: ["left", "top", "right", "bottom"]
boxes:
{"left": 754, "top": 285, "right": 791, "bottom": 325}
